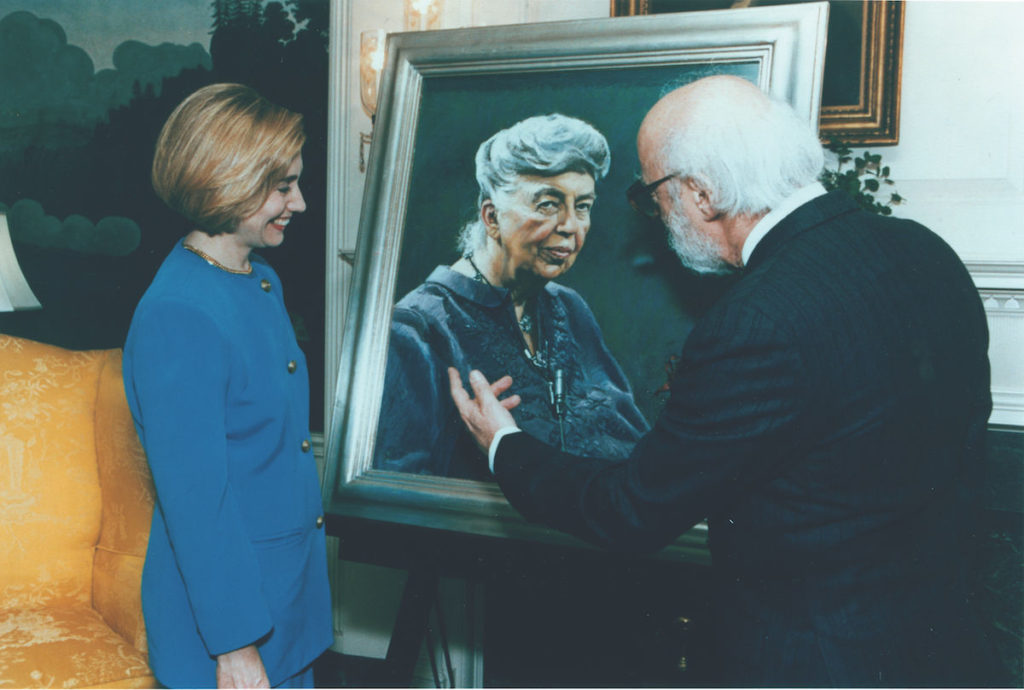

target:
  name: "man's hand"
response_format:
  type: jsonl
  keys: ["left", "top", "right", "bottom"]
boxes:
{"left": 448, "top": 368, "right": 521, "bottom": 453}
{"left": 217, "top": 644, "right": 269, "bottom": 688}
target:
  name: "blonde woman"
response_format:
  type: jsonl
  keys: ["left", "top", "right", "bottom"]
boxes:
{"left": 123, "top": 84, "right": 331, "bottom": 688}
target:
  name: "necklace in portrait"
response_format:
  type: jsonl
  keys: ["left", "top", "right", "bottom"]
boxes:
{"left": 466, "top": 254, "right": 534, "bottom": 332}
{"left": 462, "top": 256, "right": 564, "bottom": 447}
{"left": 183, "top": 242, "right": 252, "bottom": 275}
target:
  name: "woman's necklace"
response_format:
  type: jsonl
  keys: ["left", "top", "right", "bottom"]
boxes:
{"left": 466, "top": 254, "right": 533, "bottom": 332}
{"left": 183, "top": 242, "right": 252, "bottom": 275}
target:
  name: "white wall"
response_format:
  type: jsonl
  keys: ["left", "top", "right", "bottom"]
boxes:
{"left": 323, "top": 0, "right": 1024, "bottom": 684}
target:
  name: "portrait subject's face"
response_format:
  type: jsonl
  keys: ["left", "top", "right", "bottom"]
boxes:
{"left": 487, "top": 171, "right": 596, "bottom": 283}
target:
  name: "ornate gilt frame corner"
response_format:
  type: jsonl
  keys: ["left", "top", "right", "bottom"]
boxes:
{"left": 611, "top": 0, "right": 905, "bottom": 145}
{"left": 817, "top": 0, "right": 904, "bottom": 146}
{"left": 611, "top": 0, "right": 652, "bottom": 15}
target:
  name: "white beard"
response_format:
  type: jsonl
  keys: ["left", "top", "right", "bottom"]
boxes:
{"left": 665, "top": 205, "right": 738, "bottom": 276}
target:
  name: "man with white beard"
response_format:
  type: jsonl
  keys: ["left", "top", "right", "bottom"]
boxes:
{"left": 448, "top": 75, "right": 1002, "bottom": 687}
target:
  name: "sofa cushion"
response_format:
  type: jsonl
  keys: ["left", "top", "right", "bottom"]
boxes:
{"left": 0, "top": 605, "right": 155, "bottom": 688}
{"left": 0, "top": 337, "right": 106, "bottom": 609}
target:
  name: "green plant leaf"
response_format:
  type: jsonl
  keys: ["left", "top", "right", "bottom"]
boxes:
{"left": 823, "top": 138, "right": 901, "bottom": 217}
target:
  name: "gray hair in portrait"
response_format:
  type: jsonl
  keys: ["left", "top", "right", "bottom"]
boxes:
{"left": 457, "top": 113, "right": 612, "bottom": 255}
{"left": 662, "top": 91, "right": 825, "bottom": 218}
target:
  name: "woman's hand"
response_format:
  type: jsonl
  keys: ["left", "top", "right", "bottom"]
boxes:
{"left": 217, "top": 644, "right": 270, "bottom": 688}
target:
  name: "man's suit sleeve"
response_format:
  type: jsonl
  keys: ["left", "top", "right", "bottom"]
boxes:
{"left": 127, "top": 301, "right": 273, "bottom": 655}
{"left": 495, "top": 301, "right": 807, "bottom": 553}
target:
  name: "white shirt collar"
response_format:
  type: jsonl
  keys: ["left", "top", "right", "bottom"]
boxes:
{"left": 741, "top": 182, "right": 827, "bottom": 267}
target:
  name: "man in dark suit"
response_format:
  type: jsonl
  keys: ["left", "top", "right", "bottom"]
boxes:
{"left": 449, "top": 76, "right": 1000, "bottom": 686}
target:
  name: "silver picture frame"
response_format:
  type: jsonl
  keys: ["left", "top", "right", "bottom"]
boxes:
{"left": 323, "top": 3, "right": 828, "bottom": 561}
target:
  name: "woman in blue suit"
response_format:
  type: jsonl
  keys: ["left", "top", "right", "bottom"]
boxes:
{"left": 123, "top": 84, "right": 332, "bottom": 688}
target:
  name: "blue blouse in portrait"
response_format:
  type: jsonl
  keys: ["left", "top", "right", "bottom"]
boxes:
{"left": 374, "top": 266, "right": 649, "bottom": 480}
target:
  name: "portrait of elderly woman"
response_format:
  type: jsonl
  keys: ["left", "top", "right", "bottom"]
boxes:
{"left": 374, "top": 114, "right": 649, "bottom": 479}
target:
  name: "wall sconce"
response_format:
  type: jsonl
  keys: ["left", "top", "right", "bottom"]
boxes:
{"left": 404, "top": 0, "right": 444, "bottom": 31}
{"left": 0, "top": 214, "right": 41, "bottom": 311}
{"left": 358, "top": 29, "right": 387, "bottom": 173}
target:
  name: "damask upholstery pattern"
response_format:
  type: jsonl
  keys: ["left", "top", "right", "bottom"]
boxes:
{"left": 0, "top": 607, "right": 151, "bottom": 688}
{"left": 0, "top": 335, "right": 155, "bottom": 688}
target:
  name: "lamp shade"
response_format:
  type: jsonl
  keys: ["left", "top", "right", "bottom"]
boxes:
{"left": 0, "top": 213, "right": 41, "bottom": 311}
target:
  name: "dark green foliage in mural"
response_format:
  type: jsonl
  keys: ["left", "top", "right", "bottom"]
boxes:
{"left": 1, "top": 200, "right": 140, "bottom": 256}
{"left": 0, "top": 11, "right": 211, "bottom": 149}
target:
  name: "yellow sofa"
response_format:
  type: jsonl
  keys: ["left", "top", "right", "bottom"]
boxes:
{"left": 0, "top": 335, "right": 156, "bottom": 688}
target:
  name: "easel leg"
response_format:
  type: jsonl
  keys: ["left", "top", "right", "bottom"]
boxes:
{"left": 382, "top": 567, "right": 439, "bottom": 686}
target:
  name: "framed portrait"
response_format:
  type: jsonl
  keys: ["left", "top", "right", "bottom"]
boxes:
{"left": 612, "top": 0, "right": 904, "bottom": 145}
{"left": 323, "top": 3, "right": 828, "bottom": 560}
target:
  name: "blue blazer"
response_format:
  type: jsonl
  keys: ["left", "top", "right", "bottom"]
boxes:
{"left": 123, "top": 242, "right": 333, "bottom": 688}
{"left": 495, "top": 192, "right": 999, "bottom": 686}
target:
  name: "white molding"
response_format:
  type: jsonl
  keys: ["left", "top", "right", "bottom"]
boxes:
{"left": 969, "top": 262, "right": 1024, "bottom": 292}
{"left": 981, "top": 290, "right": 1024, "bottom": 316}
{"left": 324, "top": 0, "right": 352, "bottom": 654}
{"left": 981, "top": 284, "right": 1024, "bottom": 428}
{"left": 991, "top": 391, "right": 1024, "bottom": 428}
{"left": 325, "top": 0, "right": 354, "bottom": 436}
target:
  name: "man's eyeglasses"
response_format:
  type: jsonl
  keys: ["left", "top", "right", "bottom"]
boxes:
{"left": 626, "top": 172, "right": 681, "bottom": 218}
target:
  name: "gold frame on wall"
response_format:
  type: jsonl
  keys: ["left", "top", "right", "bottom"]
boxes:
{"left": 611, "top": 0, "right": 904, "bottom": 145}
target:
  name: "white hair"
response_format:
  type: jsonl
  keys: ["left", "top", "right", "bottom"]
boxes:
{"left": 457, "top": 113, "right": 610, "bottom": 255}
{"left": 665, "top": 203, "right": 737, "bottom": 276}
{"left": 663, "top": 92, "right": 824, "bottom": 217}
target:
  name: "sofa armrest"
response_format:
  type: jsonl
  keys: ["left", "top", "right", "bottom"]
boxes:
{"left": 92, "top": 349, "right": 155, "bottom": 655}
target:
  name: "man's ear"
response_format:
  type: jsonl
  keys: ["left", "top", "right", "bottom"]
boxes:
{"left": 684, "top": 178, "right": 720, "bottom": 221}
{"left": 481, "top": 201, "right": 500, "bottom": 238}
